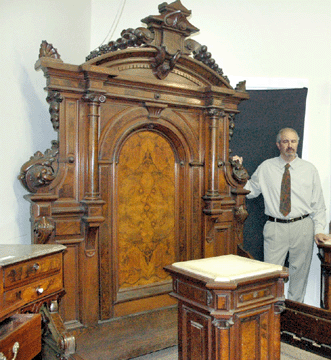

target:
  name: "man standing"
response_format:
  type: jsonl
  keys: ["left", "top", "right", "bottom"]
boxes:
{"left": 234, "top": 128, "right": 328, "bottom": 302}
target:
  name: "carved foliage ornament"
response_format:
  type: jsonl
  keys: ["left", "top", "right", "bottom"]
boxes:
{"left": 18, "top": 141, "right": 59, "bottom": 193}
{"left": 86, "top": 27, "right": 155, "bottom": 61}
{"left": 46, "top": 91, "right": 63, "bottom": 131}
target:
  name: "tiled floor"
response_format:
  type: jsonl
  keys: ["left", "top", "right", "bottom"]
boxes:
{"left": 131, "top": 343, "right": 329, "bottom": 359}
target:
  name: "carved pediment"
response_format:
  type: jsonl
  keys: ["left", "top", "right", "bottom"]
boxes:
{"left": 84, "top": 0, "right": 231, "bottom": 85}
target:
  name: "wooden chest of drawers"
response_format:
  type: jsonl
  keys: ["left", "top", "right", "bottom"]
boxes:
{"left": 0, "top": 313, "right": 41, "bottom": 360}
{"left": 0, "top": 244, "right": 66, "bottom": 323}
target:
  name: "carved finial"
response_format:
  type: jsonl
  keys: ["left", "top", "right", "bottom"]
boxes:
{"left": 235, "top": 80, "right": 246, "bottom": 92}
{"left": 39, "top": 40, "right": 62, "bottom": 60}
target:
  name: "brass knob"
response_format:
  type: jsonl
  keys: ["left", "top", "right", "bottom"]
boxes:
{"left": 36, "top": 286, "right": 44, "bottom": 295}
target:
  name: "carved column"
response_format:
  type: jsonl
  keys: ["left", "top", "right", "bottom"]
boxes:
{"left": 205, "top": 107, "right": 223, "bottom": 198}
{"left": 82, "top": 93, "right": 106, "bottom": 200}
{"left": 203, "top": 107, "right": 224, "bottom": 216}
{"left": 79, "top": 93, "right": 106, "bottom": 326}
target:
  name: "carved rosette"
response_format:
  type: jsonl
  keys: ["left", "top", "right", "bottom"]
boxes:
{"left": 18, "top": 140, "right": 59, "bottom": 193}
{"left": 82, "top": 93, "right": 107, "bottom": 104}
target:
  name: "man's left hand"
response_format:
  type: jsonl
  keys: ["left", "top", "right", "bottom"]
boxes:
{"left": 315, "top": 233, "right": 330, "bottom": 245}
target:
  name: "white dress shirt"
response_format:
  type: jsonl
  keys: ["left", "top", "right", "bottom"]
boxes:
{"left": 244, "top": 155, "right": 326, "bottom": 235}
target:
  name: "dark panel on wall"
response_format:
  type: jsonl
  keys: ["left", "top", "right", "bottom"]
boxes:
{"left": 231, "top": 88, "right": 308, "bottom": 260}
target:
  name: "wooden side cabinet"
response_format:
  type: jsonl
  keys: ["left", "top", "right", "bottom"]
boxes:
{"left": 0, "top": 314, "right": 41, "bottom": 360}
{"left": 165, "top": 255, "right": 288, "bottom": 360}
{"left": 0, "top": 244, "right": 75, "bottom": 359}
{"left": 317, "top": 240, "right": 331, "bottom": 309}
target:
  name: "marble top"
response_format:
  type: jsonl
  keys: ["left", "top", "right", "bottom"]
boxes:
{"left": 0, "top": 244, "right": 66, "bottom": 266}
{"left": 172, "top": 254, "right": 284, "bottom": 282}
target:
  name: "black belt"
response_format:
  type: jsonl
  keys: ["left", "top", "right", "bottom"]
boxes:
{"left": 268, "top": 214, "right": 309, "bottom": 223}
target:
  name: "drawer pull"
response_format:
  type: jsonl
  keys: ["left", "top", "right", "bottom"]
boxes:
{"left": 0, "top": 341, "right": 20, "bottom": 360}
{"left": 33, "top": 263, "right": 40, "bottom": 271}
{"left": 36, "top": 286, "right": 44, "bottom": 295}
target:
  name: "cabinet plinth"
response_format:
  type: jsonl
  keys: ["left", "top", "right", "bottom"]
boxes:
{"left": 165, "top": 255, "right": 288, "bottom": 360}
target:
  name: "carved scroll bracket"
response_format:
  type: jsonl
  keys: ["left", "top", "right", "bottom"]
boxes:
{"left": 229, "top": 157, "right": 249, "bottom": 184}
{"left": 18, "top": 140, "right": 59, "bottom": 193}
{"left": 81, "top": 199, "right": 105, "bottom": 257}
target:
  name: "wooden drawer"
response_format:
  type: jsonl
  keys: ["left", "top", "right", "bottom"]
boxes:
{"left": 3, "top": 253, "right": 62, "bottom": 289}
{"left": 0, "top": 313, "right": 41, "bottom": 360}
{"left": 3, "top": 273, "right": 63, "bottom": 309}
{"left": 235, "top": 283, "right": 275, "bottom": 309}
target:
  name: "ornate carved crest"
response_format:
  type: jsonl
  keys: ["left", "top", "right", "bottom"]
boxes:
{"left": 84, "top": 0, "right": 232, "bottom": 83}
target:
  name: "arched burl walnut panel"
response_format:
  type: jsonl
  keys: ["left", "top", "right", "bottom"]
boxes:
{"left": 19, "top": 1, "right": 250, "bottom": 358}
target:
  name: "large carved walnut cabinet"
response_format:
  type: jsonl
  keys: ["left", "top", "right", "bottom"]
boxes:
{"left": 19, "top": 1, "right": 250, "bottom": 358}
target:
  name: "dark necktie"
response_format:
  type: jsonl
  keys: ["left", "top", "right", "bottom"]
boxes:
{"left": 280, "top": 163, "right": 291, "bottom": 216}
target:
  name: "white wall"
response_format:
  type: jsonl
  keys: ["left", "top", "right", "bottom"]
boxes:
{"left": 0, "top": 0, "right": 91, "bottom": 244}
{"left": 1, "top": 0, "right": 330, "bottom": 307}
